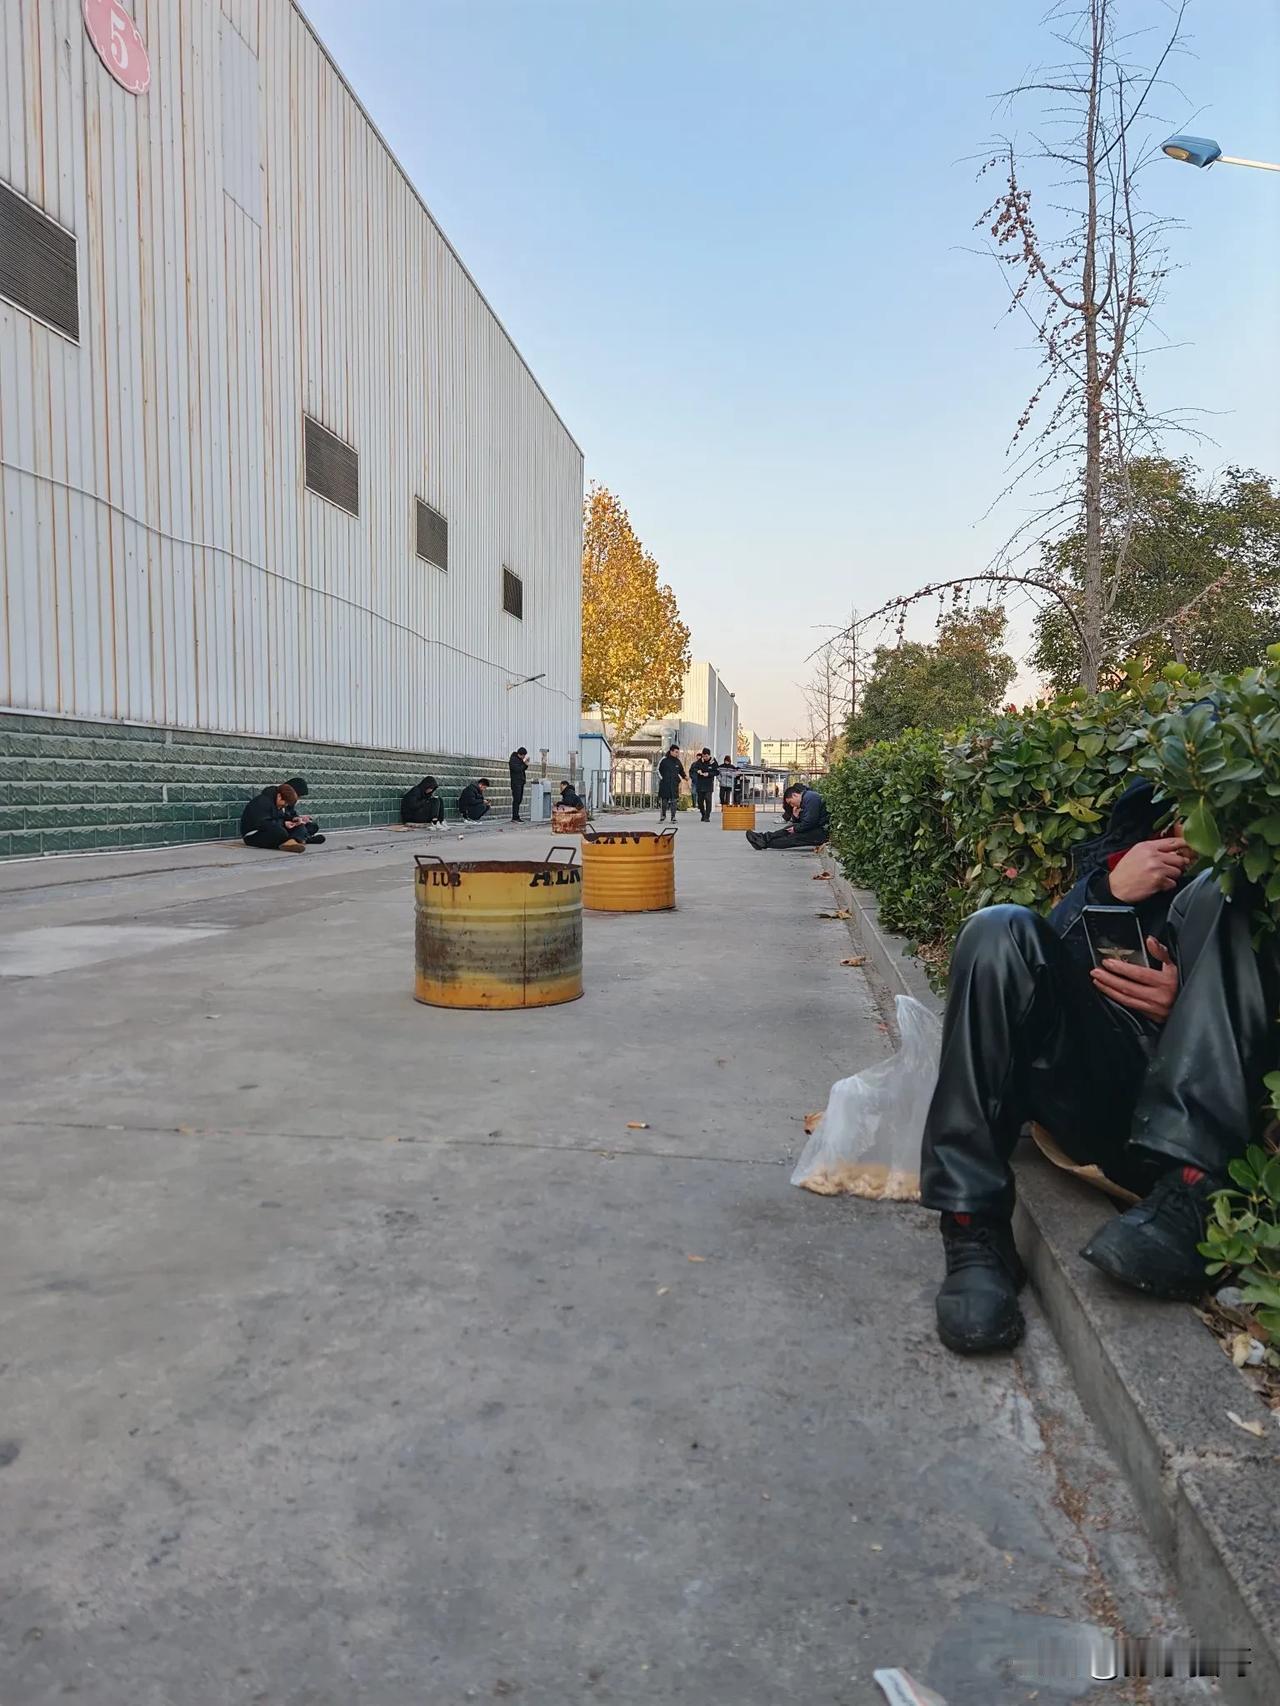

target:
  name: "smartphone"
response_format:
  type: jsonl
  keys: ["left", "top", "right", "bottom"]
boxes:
{"left": 1082, "top": 905, "right": 1150, "bottom": 970}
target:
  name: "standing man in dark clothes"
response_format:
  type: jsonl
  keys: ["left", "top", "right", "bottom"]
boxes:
{"left": 458, "top": 779, "right": 491, "bottom": 821}
{"left": 690, "top": 749, "right": 719, "bottom": 821}
{"left": 240, "top": 782, "right": 307, "bottom": 853}
{"left": 718, "top": 756, "right": 738, "bottom": 808}
{"left": 657, "top": 745, "right": 685, "bottom": 823}
{"left": 508, "top": 747, "right": 529, "bottom": 822}
{"left": 746, "top": 783, "right": 829, "bottom": 848}
{"left": 401, "top": 776, "right": 444, "bottom": 826}
{"left": 920, "top": 774, "right": 1280, "bottom": 1356}
{"left": 283, "top": 777, "right": 325, "bottom": 844}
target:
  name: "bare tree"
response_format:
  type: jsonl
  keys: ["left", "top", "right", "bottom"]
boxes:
{"left": 800, "top": 642, "right": 851, "bottom": 766}
{"left": 827, "top": 0, "right": 1194, "bottom": 690}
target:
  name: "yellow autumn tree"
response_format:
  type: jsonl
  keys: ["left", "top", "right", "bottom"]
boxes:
{"left": 581, "top": 485, "right": 691, "bottom": 743}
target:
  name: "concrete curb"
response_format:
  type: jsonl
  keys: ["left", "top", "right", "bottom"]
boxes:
{"left": 822, "top": 856, "right": 1280, "bottom": 1706}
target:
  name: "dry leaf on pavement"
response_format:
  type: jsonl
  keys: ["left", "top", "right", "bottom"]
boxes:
{"left": 816, "top": 910, "right": 852, "bottom": 920}
{"left": 812, "top": 872, "right": 832, "bottom": 881}
{"left": 686, "top": 1254, "right": 707, "bottom": 1263}
{"left": 840, "top": 956, "right": 867, "bottom": 967}
{"left": 1226, "top": 1409, "right": 1267, "bottom": 1438}
{"left": 803, "top": 1111, "right": 824, "bottom": 1135}
{"left": 626, "top": 1121, "right": 649, "bottom": 1130}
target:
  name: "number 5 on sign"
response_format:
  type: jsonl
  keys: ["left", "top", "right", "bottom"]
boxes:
{"left": 83, "top": 0, "right": 151, "bottom": 95}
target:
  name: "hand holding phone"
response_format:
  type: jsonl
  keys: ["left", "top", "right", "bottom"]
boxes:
{"left": 1085, "top": 908, "right": 1179, "bottom": 1022}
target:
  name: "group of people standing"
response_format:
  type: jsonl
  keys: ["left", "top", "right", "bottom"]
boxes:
{"left": 656, "top": 747, "right": 745, "bottom": 822}
{"left": 654, "top": 746, "right": 829, "bottom": 850}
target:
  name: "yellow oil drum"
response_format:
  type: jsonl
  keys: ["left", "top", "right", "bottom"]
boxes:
{"left": 414, "top": 848, "right": 583, "bottom": 1009}
{"left": 581, "top": 827, "right": 677, "bottom": 912}
{"left": 551, "top": 805, "right": 588, "bottom": 835}
{"left": 721, "top": 804, "right": 756, "bottom": 830}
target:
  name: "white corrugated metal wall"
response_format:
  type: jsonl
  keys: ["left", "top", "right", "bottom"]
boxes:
{"left": 0, "top": 0, "right": 583, "bottom": 762}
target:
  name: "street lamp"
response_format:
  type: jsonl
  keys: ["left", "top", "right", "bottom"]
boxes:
{"left": 1161, "top": 133, "right": 1280, "bottom": 173}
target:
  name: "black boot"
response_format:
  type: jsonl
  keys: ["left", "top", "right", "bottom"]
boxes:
{"left": 1080, "top": 1167, "right": 1216, "bottom": 1301}
{"left": 935, "top": 1213, "right": 1027, "bottom": 1354}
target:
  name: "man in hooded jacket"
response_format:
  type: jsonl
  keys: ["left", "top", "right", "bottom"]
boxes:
{"left": 923, "top": 775, "right": 1280, "bottom": 1356}
{"left": 401, "top": 776, "right": 444, "bottom": 825}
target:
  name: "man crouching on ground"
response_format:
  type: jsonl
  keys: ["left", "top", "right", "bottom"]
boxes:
{"left": 747, "top": 782, "right": 830, "bottom": 849}
{"left": 922, "top": 774, "right": 1279, "bottom": 1354}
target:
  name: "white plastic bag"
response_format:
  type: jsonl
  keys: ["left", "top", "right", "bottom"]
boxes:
{"left": 873, "top": 1670, "right": 948, "bottom": 1706}
{"left": 790, "top": 995, "right": 941, "bottom": 1201}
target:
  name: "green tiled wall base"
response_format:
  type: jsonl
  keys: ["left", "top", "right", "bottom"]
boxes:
{"left": 0, "top": 714, "right": 564, "bottom": 859}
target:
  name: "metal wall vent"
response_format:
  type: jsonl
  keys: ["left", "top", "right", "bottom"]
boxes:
{"left": 415, "top": 499, "right": 448, "bottom": 569}
{"left": 502, "top": 567, "right": 524, "bottom": 620}
{"left": 303, "top": 415, "right": 359, "bottom": 516}
{"left": 0, "top": 181, "right": 79, "bottom": 342}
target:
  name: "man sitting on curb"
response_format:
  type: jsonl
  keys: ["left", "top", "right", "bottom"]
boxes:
{"left": 922, "top": 776, "right": 1279, "bottom": 1355}
{"left": 240, "top": 782, "right": 308, "bottom": 853}
{"left": 747, "top": 783, "right": 830, "bottom": 850}
{"left": 458, "top": 779, "right": 491, "bottom": 821}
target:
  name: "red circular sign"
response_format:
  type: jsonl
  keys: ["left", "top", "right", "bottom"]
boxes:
{"left": 82, "top": 0, "right": 151, "bottom": 96}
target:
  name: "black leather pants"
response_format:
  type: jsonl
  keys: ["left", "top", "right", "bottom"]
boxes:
{"left": 920, "top": 874, "right": 1277, "bottom": 1217}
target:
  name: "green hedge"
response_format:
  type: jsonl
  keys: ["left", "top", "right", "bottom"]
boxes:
{"left": 822, "top": 655, "right": 1280, "bottom": 969}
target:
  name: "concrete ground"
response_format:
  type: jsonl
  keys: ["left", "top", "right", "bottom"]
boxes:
{"left": 0, "top": 813, "right": 1207, "bottom": 1706}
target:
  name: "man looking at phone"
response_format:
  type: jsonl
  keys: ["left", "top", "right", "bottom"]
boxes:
{"left": 920, "top": 777, "right": 1278, "bottom": 1355}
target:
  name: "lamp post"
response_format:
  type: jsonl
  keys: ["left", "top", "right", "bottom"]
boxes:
{"left": 1161, "top": 134, "right": 1280, "bottom": 173}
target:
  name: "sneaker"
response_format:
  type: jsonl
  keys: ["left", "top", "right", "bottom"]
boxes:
{"left": 935, "top": 1212, "right": 1027, "bottom": 1353}
{"left": 280, "top": 839, "right": 307, "bottom": 853}
{"left": 746, "top": 831, "right": 766, "bottom": 849}
{"left": 307, "top": 833, "right": 326, "bottom": 845}
{"left": 1080, "top": 1167, "right": 1216, "bottom": 1301}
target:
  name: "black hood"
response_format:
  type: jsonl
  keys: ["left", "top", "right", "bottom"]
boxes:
{"left": 1070, "top": 779, "right": 1167, "bottom": 879}
{"left": 286, "top": 776, "right": 309, "bottom": 799}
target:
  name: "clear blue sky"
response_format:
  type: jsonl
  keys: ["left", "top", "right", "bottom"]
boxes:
{"left": 303, "top": 0, "right": 1280, "bottom": 734}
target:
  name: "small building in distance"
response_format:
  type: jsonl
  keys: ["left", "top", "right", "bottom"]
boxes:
{"left": 759, "top": 737, "right": 830, "bottom": 774}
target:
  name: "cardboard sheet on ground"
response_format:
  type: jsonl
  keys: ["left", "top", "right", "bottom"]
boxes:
{"left": 791, "top": 995, "right": 940, "bottom": 1201}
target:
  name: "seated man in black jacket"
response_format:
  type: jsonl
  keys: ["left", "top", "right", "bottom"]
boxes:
{"left": 401, "top": 776, "right": 444, "bottom": 825}
{"left": 747, "top": 783, "right": 830, "bottom": 849}
{"left": 923, "top": 778, "right": 1279, "bottom": 1355}
{"left": 457, "top": 779, "right": 491, "bottom": 821}
{"left": 240, "top": 782, "right": 307, "bottom": 853}
{"left": 558, "top": 780, "right": 584, "bottom": 810}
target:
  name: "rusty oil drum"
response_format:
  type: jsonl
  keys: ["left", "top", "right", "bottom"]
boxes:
{"left": 721, "top": 804, "right": 756, "bottom": 830}
{"left": 551, "top": 804, "right": 588, "bottom": 835}
{"left": 414, "top": 848, "right": 583, "bottom": 1009}
{"left": 581, "top": 826, "right": 676, "bottom": 913}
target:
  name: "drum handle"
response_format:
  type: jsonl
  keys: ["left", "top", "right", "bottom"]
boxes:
{"left": 657, "top": 826, "right": 678, "bottom": 840}
{"left": 413, "top": 852, "right": 452, "bottom": 871}
{"left": 581, "top": 826, "right": 599, "bottom": 844}
{"left": 546, "top": 844, "right": 579, "bottom": 866}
